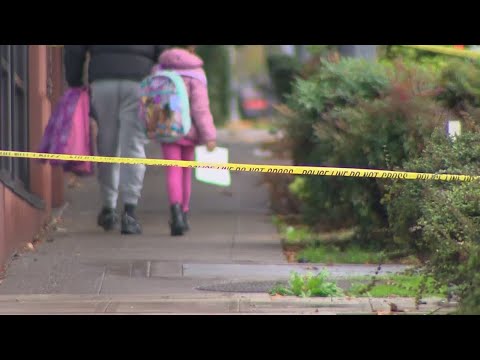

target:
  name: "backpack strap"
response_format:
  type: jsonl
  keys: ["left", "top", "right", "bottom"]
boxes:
{"left": 176, "top": 70, "right": 208, "bottom": 86}
{"left": 151, "top": 68, "right": 207, "bottom": 86}
{"left": 154, "top": 70, "right": 192, "bottom": 135}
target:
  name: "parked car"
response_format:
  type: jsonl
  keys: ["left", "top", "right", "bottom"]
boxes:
{"left": 238, "top": 84, "right": 273, "bottom": 119}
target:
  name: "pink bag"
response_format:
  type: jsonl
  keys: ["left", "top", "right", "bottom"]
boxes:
{"left": 65, "top": 89, "right": 93, "bottom": 175}
{"left": 39, "top": 88, "right": 94, "bottom": 176}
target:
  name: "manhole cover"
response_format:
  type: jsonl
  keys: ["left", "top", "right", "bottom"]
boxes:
{"left": 197, "top": 280, "right": 288, "bottom": 293}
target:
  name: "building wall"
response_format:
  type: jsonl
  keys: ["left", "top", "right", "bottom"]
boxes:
{"left": 0, "top": 184, "right": 44, "bottom": 268}
{"left": 50, "top": 47, "right": 66, "bottom": 208}
{"left": 0, "top": 45, "right": 65, "bottom": 270}
{"left": 0, "top": 184, "right": 5, "bottom": 270}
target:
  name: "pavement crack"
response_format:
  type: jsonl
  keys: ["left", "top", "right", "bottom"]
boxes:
{"left": 103, "top": 299, "right": 113, "bottom": 313}
{"left": 146, "top": 261, "right": 151, "bottom": 278}
{"left": 97, "top": 266, "right": 107, "bottom": 295}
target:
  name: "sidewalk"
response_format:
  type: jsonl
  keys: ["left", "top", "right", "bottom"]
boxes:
{"left": 0, "top": 129, "right": 286, "bottom": 295}
{"left": 0, "top": 129, "right": 419, "bottom": 314}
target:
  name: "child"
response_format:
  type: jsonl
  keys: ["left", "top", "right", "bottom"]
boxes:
{"left": 157, "top": 46, "right": 217, "bottom": 236}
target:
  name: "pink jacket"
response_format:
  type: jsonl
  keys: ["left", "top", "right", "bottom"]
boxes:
{"left": 157, "top": 48, "right": 217, "bottom": 146}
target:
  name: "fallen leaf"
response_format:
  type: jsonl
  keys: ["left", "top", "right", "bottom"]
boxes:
{"left": 270, "top": 294, "right": 284, "bottom": 300}
{"left": 67, "top": 175, "right": 82, "bottom": 189}
{"left": 284, "top": 251, "right": 296, "bottom": 263}
{"left": 377, "top": 310, "right": 392, "bottom": 316}
{"left": 25, "top": 243, "right": 35, "bottom": 251}
{"left": 389, "top": 303, "right": 405, "bottom": 313}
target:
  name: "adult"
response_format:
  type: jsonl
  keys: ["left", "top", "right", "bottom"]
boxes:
{"left": 64, "top": 45, "right": 168, "bottom": 235}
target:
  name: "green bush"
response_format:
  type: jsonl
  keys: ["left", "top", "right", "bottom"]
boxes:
{"left": 457, "top": 272, "right": 480, "bottom": 314}
{"left": 437, "top": 59, "right": 480, "bottom": 110}
{"left": 279, "top": 59, "right": 444, "bottom": 245}
{"left": 380, "top": 45, "right": 452, "bottom": 70}
{"left": 197, "top": 45, "right": 230, "bottom": 126}
{"left": 267, "top": 54, "right": 302, "bottom": 102}
{"left": 280, "top": 58, "right": 392, "bottom": 166}
{"left": 385, "top": 130, "right": 480, "bottom": 251}
{"left": 272, "top": 48, "right": 480, "bottom": 311}
{"left": 385, "top": 130, "right": 480, "bottom": 312}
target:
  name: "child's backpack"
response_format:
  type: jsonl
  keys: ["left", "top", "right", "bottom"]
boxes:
{"left": 139, "top": 69, "right": 206, "bottom": 143}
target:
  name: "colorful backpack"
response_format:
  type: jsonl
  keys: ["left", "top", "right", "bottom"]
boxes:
{"left": 139, "top": 69, "right": 205, "bottom": 143}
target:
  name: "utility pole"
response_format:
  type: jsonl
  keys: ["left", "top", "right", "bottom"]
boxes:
{"left": 338, "top": 45, "right": 377, "bottom": 60}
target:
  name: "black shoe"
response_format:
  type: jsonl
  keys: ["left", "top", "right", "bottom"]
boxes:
{"left": 183, "top": 211, "right": 190, "bottom": 232}
{"left": 121, "top": 213, "right": 143, "bottom": 235}
{"left": 97, "top": 208, "right": 119, "bottom": 232}
{"left": 170, "top": 204, "right": 186, "bottom": 236}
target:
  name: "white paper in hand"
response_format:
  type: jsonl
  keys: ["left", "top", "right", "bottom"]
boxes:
{"left": 195, "top": 146, "right": 231, "bottom": 187}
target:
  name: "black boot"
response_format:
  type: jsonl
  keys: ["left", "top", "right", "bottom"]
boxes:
{"left": 170, "top": 204, "right": 186, "bottom": 236}
{"left": 121, "top": 204, "right": 142, "bottom": 235}
{"left": 183, "top": 211, "right": 190, "bottom": 232}
{"left": 97, "top": 207, "right": 119, "bottom": 232}
{"left": 121, "top": 213, "right": 143, "bottom": 235}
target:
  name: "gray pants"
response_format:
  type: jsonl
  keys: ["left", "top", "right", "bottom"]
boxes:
{"left": 91, "top": 80, "right": 148, "bottom": 209}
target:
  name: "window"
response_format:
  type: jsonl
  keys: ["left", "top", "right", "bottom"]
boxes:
{"left": 0, "top": 45, "right": 29, "bottom": 190}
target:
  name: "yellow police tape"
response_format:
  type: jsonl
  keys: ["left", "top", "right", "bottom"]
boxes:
{"left": 8, "top": 45, "right": 480, "bottom": 183}
{"left": 401, "top": 45, "right": 480, "bottom": 60}
{"left": 0, "top": 150, "right": 478, "bottom": 182}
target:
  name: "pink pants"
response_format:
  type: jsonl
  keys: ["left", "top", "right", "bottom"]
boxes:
{"left": 161, "top": 142, "right": 195, "bottom": 213}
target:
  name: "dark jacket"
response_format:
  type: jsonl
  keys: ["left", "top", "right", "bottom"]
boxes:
{"left": 64, "top": 45, "right": 168, "bottom": 87}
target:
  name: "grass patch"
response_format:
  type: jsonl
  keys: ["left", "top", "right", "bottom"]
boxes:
{"left": 273, "top": 215, "right": 355, "bottom": 247}
{"left": 347, "top": 274, "right": 448, "bottom": 298}
{"left": 298, "top": 246, "right": 385, "bottom": 265}
{"left": 253, "top": 119, "right": 275, "bottom": 130}
{"left": 269, "top": 272, "right": 447, "bottom": 299}
{"left": 270, "top": 270, "right": 343, "bottom": 298}
{"left": 273, "top": 215, "right": 419, "bottom": 265}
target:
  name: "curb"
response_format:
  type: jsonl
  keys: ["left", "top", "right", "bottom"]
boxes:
{"left": 0, "top": 294, "right": 455, "bottom": 315}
